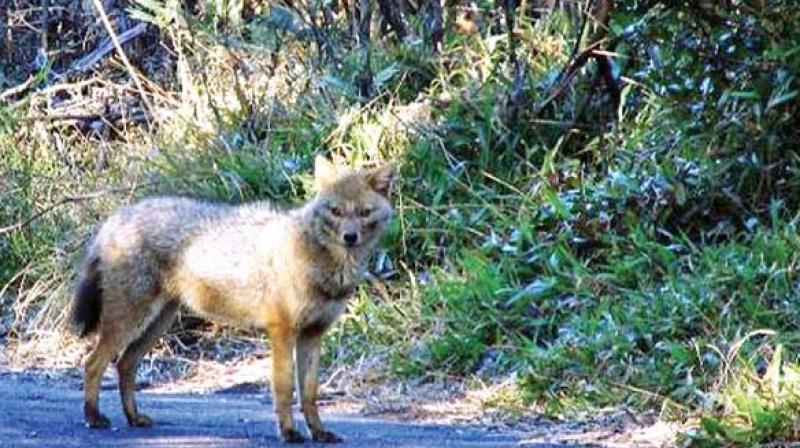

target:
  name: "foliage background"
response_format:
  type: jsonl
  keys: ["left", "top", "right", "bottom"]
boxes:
{"left": 2, "top": 0, "right": 800, "bottom": 445}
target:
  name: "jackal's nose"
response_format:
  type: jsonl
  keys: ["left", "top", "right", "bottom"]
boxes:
{"left": 343, "top": 232, "right": 359, "bottom": 246}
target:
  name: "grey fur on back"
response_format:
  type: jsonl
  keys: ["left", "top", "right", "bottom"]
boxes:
{"left": 72, "top": 196, "right": 266, "bottom": 336}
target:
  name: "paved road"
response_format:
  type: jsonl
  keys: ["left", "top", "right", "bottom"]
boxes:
{"left": 0, "top": 371, "right": 580, "bottom": 448}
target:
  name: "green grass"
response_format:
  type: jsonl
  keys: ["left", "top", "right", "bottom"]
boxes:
{"left": 681, "top": 344, "right": 800, "bottom": 447}
{"left": 3, "top": 0, "right": 800, "bottom": 444}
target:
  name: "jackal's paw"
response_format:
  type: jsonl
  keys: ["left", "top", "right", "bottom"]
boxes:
{"left": 85, "top": 413, "right": 111, "bottom": 429}
{"left": 281, "top": 428, "right": 306, "bottom": 444}
{"left": 313, "top": 430, "right": 343, "bottom": 443}
{"left": 127, "top": 413, "right": 153, "bottom": 428}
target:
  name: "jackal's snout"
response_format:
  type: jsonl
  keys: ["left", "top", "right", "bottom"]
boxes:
{"left": 342, "top": 231, "right": 359, "bottom": 246}
{"left": 341, "top": 217, "right": 361, "bottom": 247}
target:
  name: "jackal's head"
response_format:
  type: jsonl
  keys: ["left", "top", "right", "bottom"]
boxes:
{"left": 309, "top": 155, "right": 396, "bottom": 252}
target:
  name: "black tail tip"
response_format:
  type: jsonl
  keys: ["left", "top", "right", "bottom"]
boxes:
{"left": 72, "top": 275, "right": 102, "bottom": 337}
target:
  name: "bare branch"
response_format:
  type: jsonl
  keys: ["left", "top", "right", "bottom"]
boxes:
{"left": 61, "top": 22, "right": 148, "bottom": 77}
{"left": 536, "top": 0, "right": 620, "bottom": 112}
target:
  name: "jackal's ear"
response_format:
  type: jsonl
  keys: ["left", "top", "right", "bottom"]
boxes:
{"left": 367, "top": 163, "right": 396, "bottom": 197}
{"left": 314, "top": 155, "right": 338, "bottom": 191}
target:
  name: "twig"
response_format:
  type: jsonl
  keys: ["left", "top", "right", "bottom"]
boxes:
{"left": 16, "top": 113, "right": 142, "bottom": 123}
{"left": 536, "top": 0, "right": 620, "bottom": 112}
{"left": 536, "top": 38, "right": 608, "bottom": 111}
{"left": 40, "top": 0, "right": 50, "bottom": 53}
{"left": 504, "top": 58, "right": 528, "bottom": 128}
{"left": 38, "top": 77, "right": 104, "bottom": 95}
{"left": 504, "top": 0, "right": 518, "bottom": 64}
{"left": 88, "top": 0, "right": 155, "bottom": 118}
{"left": 62, "top": 22, "right": 148, "bottom": 76}
{"left": 592, "top": 0, "right": 620, "bottom": 108}
{"left": 0, "top": 75, "right": 37, "bottom": 102}
{"left": 553, "top": 0, "right": 594, "bottom": 87}
{"left": 0, "top": 188, "right": 129, "bottom": 236}
{"left": 609, "top": 381, "right": 690, "bottom": 411}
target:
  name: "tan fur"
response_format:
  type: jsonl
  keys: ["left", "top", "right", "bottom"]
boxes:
{"left": 75, "top": 156, "right": 395, "bottom": 443}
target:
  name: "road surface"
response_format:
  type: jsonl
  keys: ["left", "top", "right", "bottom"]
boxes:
{"left": 0, "top": 370, "right": 584, "bottom": 448}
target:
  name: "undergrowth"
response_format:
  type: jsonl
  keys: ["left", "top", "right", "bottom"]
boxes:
{"left": 2, "top": 0, "right": 800, "bottom": 445}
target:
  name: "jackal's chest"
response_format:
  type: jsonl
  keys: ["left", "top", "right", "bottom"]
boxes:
{"left": 296, "top": 297, "right": 348, "bottom": 334}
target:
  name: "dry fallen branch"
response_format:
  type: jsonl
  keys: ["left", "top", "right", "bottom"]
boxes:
{"left": 89, "top": 0, "right": 155, "bottom": 118}
{"left": 60, "top": 22, "right": 148, "bottom": 77}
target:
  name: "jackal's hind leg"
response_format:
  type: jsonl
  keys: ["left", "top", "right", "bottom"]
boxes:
{"left": 84, "top": 322, "right": 126, "bottom": 429}
{"left": 117, "top": 300, "right": 179, "bottom": 427}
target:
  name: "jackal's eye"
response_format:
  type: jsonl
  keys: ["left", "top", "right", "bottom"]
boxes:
{"left": 358, "top": 207, "right": 374, "bottom": 218}
{"left": 329, "top": 205, "right": 344, "bottom": 217}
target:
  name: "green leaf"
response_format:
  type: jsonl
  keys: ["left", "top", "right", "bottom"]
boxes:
{"left": 730, "top": 91, "right": 761, "bottom": 100}
{"left": 767, "top": 90, "right": 798, "bottom": 109}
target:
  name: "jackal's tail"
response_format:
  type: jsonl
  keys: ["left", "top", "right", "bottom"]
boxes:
{"left": 72, "top": 247, "right": 102, "bottom": 337}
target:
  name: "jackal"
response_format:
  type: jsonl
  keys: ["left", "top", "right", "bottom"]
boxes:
{"left": 72, "top": 156, "right": 395, "bottom": 443}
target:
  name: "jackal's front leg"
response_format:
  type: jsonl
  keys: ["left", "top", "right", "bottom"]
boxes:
{"left": 296, "top": 331, "right": 341, "bottom": 443}
{"left": 269, "top": 325, "right": 304, "bottom": 443}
